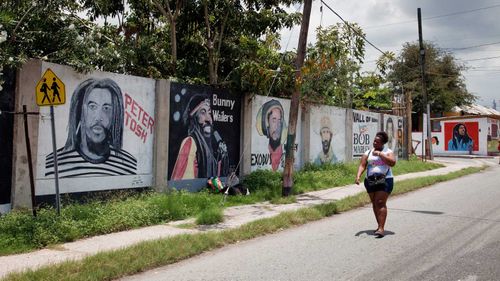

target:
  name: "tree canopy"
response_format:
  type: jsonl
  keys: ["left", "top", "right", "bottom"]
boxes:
{"left": 384, "top": 41, "right": 476, "bottom": 115}
{"left": 0, "top": 0, "right": 301, "bottom": 91}
{"left": 0, "top": 2, "right": 475, "bottom": 115}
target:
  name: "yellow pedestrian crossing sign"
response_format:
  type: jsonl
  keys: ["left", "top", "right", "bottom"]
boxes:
{"left": 36, "top": 68, "right": 66, "bottom": 106}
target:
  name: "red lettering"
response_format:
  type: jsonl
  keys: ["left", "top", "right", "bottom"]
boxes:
{"left": 125, "top": 93, "right": 132, "bottom": 109}
{"left": 148, "top": 117, "right": 154, "bottom": 134}
{"left": 131, "top": 100, "right": 138, "bottom": 117}
{"left": 130, "top": 118, "right": 137, "bottom": 132}
{"left": 137, "top": 102, "right": 144, "bottom": 121}
{"left": 141, "top": 111, "right": 149, "bottom": 127}
{"left": 139, "top": 126, "right": 147, "bottom": 143}
{"left": 125, "top": 111, "right": 132, "bottom": 126}
{"left": 134, "top": 123, "right": 141, "bottom": 137}
{"left": 124, "top": 93, "right": 154, "bottom": 142}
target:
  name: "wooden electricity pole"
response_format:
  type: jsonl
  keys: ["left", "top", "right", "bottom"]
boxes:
{"left": 282, "top": 0, "right": 312, "bottom": 197}
{"left": 418, "top": 8, "right": 433, "bottom": 160}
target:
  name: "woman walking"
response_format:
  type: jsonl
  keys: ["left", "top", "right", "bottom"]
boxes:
{"left": 355, "top": 131, "right": 396, "bottom": 238}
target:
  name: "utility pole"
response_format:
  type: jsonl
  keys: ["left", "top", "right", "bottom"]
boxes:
{"left": 406, "top": 91, "right": 413, "bottom": 157}
{"left": 418, "top": 8, "right": 433, "bottom": 160}
{"left": 282, "top": 0, "right": 312, "bottom": 197}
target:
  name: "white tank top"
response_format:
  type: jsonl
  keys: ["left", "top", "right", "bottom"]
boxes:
{"left": 364, "top": 147, "right": 393, "bottom": 178}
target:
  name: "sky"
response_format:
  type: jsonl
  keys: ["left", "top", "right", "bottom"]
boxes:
{"left": 280, "top": 0, "right": 500, "bottom": 108}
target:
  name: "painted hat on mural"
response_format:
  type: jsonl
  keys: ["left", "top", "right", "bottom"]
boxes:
{"left": 182, "top": 93, "right": 211, "bottom": 126}
{"left": 321, "top": 116, "right": 332, "bottom": 131}
{"left": 256, "top": 99, "right": 287, "bottom": 142}
{"left": 313, "top": 115, "right": 333, "bottom": 135}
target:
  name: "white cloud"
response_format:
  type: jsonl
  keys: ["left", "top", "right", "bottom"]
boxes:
{"left": 281, "top": 0, "right": 500, "bottom": 107}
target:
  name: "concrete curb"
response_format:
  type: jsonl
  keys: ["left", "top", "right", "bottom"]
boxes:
{"left": 0, "top": 157, "right": 494, "bottom": 279}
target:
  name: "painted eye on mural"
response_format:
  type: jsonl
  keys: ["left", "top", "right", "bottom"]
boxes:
{"left": 88, "top": 102, "right": 98, "bottom": 110}
{"left": 102, "top": 104, "right": 112, "bottom": 112}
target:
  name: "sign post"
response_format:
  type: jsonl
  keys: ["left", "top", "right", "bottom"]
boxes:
{"left": 36, "top": 68, "right": 65, "bottom": 215}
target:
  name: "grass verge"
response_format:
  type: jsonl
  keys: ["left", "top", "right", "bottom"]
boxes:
{"left": 2, "top": 166, "right": 485, "bottom": 281}
{"left": 195, "top": 207, "right": 224, "bottom": 225}
{"left": 0, "top": 158, "right": 442, "bottom": 256}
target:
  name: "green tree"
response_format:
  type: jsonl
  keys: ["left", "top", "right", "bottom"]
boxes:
{"left": 385, "top": 41, "right": 476, "bottom": 115}
{"left": 175, "top": 0, "right": 301, "bottom": 85}
{"left": 301, "top": 23, "right": 366, "bottom": 107}
{"left": 231, "top": 32, "right": 296, "bottom": 97}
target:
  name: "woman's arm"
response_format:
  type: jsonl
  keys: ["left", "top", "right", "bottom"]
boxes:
{"left": 355, "top": 154, "right": 368, "bottom": 184}
{"left": 372, "top": 150, "right": 396, "bottom": 167}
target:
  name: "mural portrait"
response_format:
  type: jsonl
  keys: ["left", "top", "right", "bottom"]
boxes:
{"left": 444, "top": 122, "right": 478, "bottom": 151}
{"left": 45, "top": 78, "right": 137, "bottom": 178}
{"left": 385, "top": 117, "right": 396, "bottom": 151}
{"left": 315, "top": 116, "right": 338, "bottom": 165}
{"left": 36, "top": 63, "right": 156, "bottom": 196}
{"left": 432, "top": 136, "right": 440, "bottom": 146}
{"left": 255, "top": 99, "right": 287, "bottom": 171}
{"left": 250, "top": 96, "right": 301, "bottom": 172}
{"left": 308, "top": 105, "right": 346, "bottom": 165}
{"left": 168, "top": 83, "right": 240, "bottom": 182}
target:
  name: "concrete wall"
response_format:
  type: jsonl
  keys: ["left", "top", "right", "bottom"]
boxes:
{"left": 487, "top": 118, "right": 500, "bottom": 154}
{"left": 413, "top": 117, "right": 495, "bottom": 156}
{"left": 8, "top": 60, "right": 412, "bottom": 210}
{"left": 11, "top": 60, "right": 42, "bottom": 208}
{"left": 352, "top": 110, "right": 381, "bottom": 157}
{"left": 382, "top": 114, "right": 404, "bottom": 158}
{"left": 249, "top": 95, "right": 302, "bottom": 172}
{"left": 305, "top": 104, "right": 347, "bottom": 164}
{"left": 33, "top": 62, "right": 156, "bottom": 196}
{"left": 9, "top": 61, "right": 157, "bottom": 209}
{"left": 153, "top": 79, "right": 170, "bottom": 191}
{"left": 166, "top": 82, "right": 241, "bottom": 191}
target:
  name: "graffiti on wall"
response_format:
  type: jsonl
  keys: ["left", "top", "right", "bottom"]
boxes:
{"left": 352, "top": 110, "right": 379, "bottom": 157}
{"left": 309, "top": 105, "right": 346, "bottom": 164}
{"left": 168, "top": 83, "right": 240, "bottom": 181}
{"left": 444, "top": 122, "right": 478, "bottom": 151}
{"left": 251, "top": 96, "right": 300, "bottom": 172}
{"left": 36, "top": 64, "right": 156, "bottom": 196}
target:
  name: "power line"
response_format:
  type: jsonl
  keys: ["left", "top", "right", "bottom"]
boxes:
{"left": 319, "top": 0, "right": 387, "bottom": 56}
{"left": 462, "top": 55, "right": 500, "bottom": 62}
{"left": 364, "top": 3, "right": 500, "bottom": 30}
{"left": 445, "top": 41, "right": 500, "bottom": 51}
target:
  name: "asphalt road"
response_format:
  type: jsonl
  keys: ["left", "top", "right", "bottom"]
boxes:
{"left": 121, "top": 161, "right": 500, "bottom": 281}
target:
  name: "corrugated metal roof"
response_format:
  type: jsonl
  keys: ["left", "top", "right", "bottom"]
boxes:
{"left": 451, "top": 104, "right": 500, "bottom": 116}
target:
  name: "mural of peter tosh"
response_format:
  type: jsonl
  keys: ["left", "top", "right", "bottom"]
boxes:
{"left": 171, "top": 94, "right": 229, "bottom": 180}
{"left": 256, "top": 99, "right": 286, "bottom": 171}
{"left": 45, "top": 78, "right": 137, "bottom": 178}
{"left": 315, "top": 116, "right": 338, "bottom": 165}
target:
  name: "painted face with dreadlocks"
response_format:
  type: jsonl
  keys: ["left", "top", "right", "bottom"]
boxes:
{"left": 80, "top": 88, "right": 113, "bottom": 157}
{"left": 267, "top": 107, "right": 283, "bottom": 150}
{"left": 191, "top": 99, "right": 213, "bottom": 139}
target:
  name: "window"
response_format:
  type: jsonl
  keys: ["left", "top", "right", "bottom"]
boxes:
{"left": 431, "top": 120, "right": 441, "bottom": 132}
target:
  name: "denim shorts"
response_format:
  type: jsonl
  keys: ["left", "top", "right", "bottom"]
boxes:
{"left": 364, "top": 177, "right": 394, "bottom": 194}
